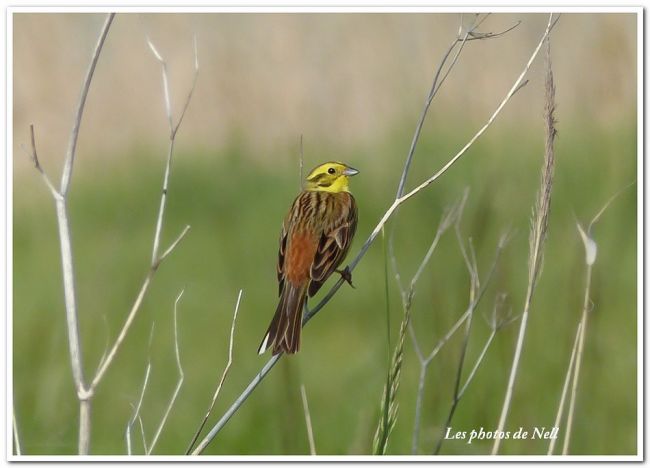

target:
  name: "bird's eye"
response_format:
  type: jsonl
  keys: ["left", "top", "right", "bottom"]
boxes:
{"left": 327, "top": 168, "right": 336, "bottom": 174}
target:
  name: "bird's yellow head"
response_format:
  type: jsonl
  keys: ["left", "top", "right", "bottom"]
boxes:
{"left": 304, "top": 162, "right": 359, "bottom": 193}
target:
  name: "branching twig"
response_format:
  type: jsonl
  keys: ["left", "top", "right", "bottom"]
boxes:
{"left": 433, "top": 293, "right": 515, "bottom": 454}
{"left": 187, "top": 290, "right": 243, "bottom": 455}
{"left": 408, "top": 193, "right": 508, "bottom": 453}
{"left": 89, "top": 33, "right": 198, "bottom": 394}
{"left": 300, "top": 384, "right": 317, "bottom": 455}
{"left": 27, "top": 13, "right": 115, "bottom": 455}
{"left": 428, "top": 230, "right": 481, "bottom": 457}
{"left": 387, "top": 13, "right": 517, "bottom": 283}
{"left": 192, "top": 16, "right": 557, "bottom": 453}
{"left": 27, "top": 16, "right": 199, "bottom": 455}
{"left": 406, "top": 192, "right": 466, "bottom": 454}
{"left": 430, "top": 232, "right": 511, "bottom": 454}
{"left": 145, "top": 33, "right": 198, "bottom": 262}
{"left": 389, "top": 14, "right": 519, "bottom": 281}
{"left": 394, "top": 14, "right": 520, "bottom": 198}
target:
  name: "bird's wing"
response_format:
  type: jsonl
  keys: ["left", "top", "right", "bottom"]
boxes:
{"left": 277, "top": 218, "right": 288, "bottom": 296}
{"left": 308, "top": 194, "right": 358, "bottom": 297}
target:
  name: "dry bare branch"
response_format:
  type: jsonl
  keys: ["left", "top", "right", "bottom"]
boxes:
{"left": 145, "top": 33, "right": 199, "bottom": 264}
{"left": 89, "top": 32, "right": 198, "bottom": 394}
{"left": 430, "top": 220, "right": 481, "bottom": 455}
{"left": 25, "top": 14, "right": 200, "bottom": 455}
{"left": 26, "top": 13, "right": 115, "bottom": 455}
{"left": 395, "top": 14, "right": 520, "bottom": 198}
{"left": 434, "top": 292, "right": 515, "bottom": 454}
{"left": 407, "top": 192, "right": 465, "bottom": 454}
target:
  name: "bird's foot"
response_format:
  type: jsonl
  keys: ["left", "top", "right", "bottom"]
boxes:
{"left": 336, "top": 266, "right": 355, "bottom": 289}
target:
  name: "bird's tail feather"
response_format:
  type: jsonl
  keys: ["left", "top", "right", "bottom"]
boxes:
{"left": 257, "top": 283, "right": 307, "bottom": 355}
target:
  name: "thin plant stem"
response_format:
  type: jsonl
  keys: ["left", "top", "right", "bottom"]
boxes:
{"left": 191, "top": 354, "right": 281, "bottom": 455}
{"left": 186, "top": 290, "right": 243, "bottom": 455}
{"left": 126, "top": 323, "right": 155, "bottom": 455}
{"left": 60, "top": 14, "right": 115, "bottom": 197}
{"left": 458, "top": 331, "right": 496, "bottom": 398}
{"left": 382, "top": 227, "right": 392, "bottom": 356}
{"left": 147, "top": 290, "right": 186, "bottom": 454}
{"left": 13, "top": 409, "right": 21, "bottom": 456}
{"left": 562, "top": 265, "right": 592, "bottom": 454}
{"left": 547, "top": 322, "right": 582, "bottom": 455}
{"left": 411, "top": 365, "right": 427, "bottom": 454}
{"left": 431, "top": 229, "right": 479, "bottom": 454}
{"left": 434, "top": 330, "right": 496, "bottom": 455}
{"left": 492, "top": 18, "right": 556, "bottom": 454}
{"left": 126, "top": 361, "right": 152, "bottom": 455}
{"left": 300, "top": 384, "right": 317, "bottom": 455}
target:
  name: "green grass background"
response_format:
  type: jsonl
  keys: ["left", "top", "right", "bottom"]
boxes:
{"left": 13, "top": 110, "right": 637, "bottom": 455}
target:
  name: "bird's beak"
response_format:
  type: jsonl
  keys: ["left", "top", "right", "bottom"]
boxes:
{"left": 343, "top": 166, "right": 359, "bottom": 176}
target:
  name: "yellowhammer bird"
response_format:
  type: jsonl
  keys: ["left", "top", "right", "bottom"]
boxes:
{"left": 258, "top": 162, "right": 359, "bottom": 355}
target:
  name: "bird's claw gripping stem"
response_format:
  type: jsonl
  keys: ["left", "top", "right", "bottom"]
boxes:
{"left": 336, "top": 266, "right": 355, "bottom": 289}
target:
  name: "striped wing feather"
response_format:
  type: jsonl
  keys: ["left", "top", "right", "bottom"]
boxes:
{"left": 277, "top": 220, "right": 287, "bottom": 296}
{"left": 308, "top": 194, "right": 357, "bottom": 296}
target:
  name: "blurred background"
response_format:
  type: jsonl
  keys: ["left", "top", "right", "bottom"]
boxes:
{"left": 13, "top": 12, "right": 637, "bottom": 456}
